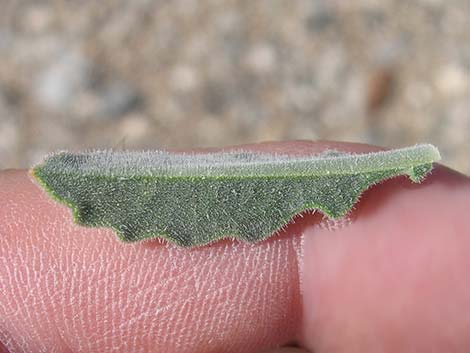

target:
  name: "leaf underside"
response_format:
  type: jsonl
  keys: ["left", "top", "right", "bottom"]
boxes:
{"left": 31, "top": 144, "right": 440, "bottom": 247}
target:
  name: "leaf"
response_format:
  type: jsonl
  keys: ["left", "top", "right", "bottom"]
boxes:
{"left": 31, "top": 144, "right": 440, "bottom": 247}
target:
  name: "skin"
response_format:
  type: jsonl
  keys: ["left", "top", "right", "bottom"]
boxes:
{"left": 0, "top": 140, "right": 469, "bottom": 353}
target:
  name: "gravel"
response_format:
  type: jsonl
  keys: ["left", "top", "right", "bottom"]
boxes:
{"left": 0, "top": 1, "right": 468, "bottom": 173}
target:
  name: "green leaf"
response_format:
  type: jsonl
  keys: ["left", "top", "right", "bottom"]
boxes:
{"left": 31, "top": 144, "right": 440, "bottom": 247}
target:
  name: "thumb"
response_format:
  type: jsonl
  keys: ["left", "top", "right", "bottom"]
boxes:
{"left": 300, "top": 158, "right": 470, "bottom": 351}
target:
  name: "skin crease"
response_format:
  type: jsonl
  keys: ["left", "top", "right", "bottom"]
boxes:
{"left": 0, "top": 140, "right": 469, "bottom": 353}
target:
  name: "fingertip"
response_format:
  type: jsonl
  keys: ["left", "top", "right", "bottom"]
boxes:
{"left": 1, "top": 169, "right": 304, "bottom": 352}
{"left": 299, "top": 158, "right": 470, "bottom": 351}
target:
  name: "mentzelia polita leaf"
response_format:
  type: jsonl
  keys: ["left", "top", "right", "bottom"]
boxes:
{"left": 31, "top": 144, "right": 440, "bottom": 247}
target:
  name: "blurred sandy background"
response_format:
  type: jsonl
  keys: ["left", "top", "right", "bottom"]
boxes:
{"left": 0, "top": 0, "right": 468, "bottom": 173}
